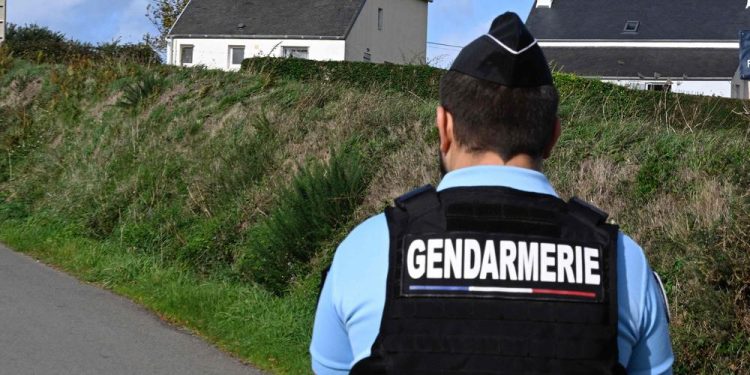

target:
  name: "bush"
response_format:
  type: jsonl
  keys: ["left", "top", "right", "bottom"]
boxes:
{"left": 96, "top": 41, "right": 162, "bottom": 65}
{"left": 243, "top": 58, "right": 748, "bottom": 130}
{"left": 238, "top": 143, "right": 372, "bottom": 294}
{"left": 5, "top": 24, "right": 161, "bottom": 65}
{"left": 118, "top": 72, "right": 166, "bottom": 109}
{"left": 5, "top": 23, "right": 89, "bottom": 62}
{"left": 242, "top": 57, "right": 443, "bottom": 99}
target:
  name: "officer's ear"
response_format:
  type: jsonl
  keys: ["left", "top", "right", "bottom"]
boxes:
{"left": 436, "top": 106, "right": 455, "bottom": 154}
{"left": 542, "top": 117, "right": 561, "bottom": 160}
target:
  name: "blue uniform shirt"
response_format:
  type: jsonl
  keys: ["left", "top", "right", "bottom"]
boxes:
{"left": 311, "top": 166, "right": 674, "bottom": 374}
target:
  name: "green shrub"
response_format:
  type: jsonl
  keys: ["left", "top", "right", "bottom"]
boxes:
{"left": 238, "top": 142, "right": 372, "bottom": 294}
{"left": 242, "top": 57, "right": 443, "bottom": 99}
{"left": 242, "top": 58, "right": 747, "bottom": 130}
{"left": 95, "top": 42, "right": 162, "bottom": 65}
{"left": 118, "top": 72, "right": 165, "bottom": 109}
{"left": 6, "top": 24, "right": 161, "bottom": 65}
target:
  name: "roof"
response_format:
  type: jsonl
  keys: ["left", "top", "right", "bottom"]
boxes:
{"left": 169, "top": 0, "right": 367, "bottom": 39}
{"left": 542, "top": 47, "right": 739, "bottom": 79}
{"left": 527, "top": 0, "right": 750, "bottom": 41}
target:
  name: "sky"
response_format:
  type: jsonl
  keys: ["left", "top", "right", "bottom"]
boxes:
{"left": 7, "top": 0, "right": 535, "bottom": 67}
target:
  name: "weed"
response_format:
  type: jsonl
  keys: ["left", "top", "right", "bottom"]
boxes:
{"left": 118, "top": 72, "right": 165, "bottom": 109}
{"left": 238, "top": 142, "right": 372, "bottom": 294}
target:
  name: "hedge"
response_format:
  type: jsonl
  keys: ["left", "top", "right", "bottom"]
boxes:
{"left": 241, "top": 58, "right": 748, "bottom": 130}
{"left": 5, "top": 24, "right": 161, "bottom": 65}
{"left": 241, "top": 57, "right": 443, "bottom": 99}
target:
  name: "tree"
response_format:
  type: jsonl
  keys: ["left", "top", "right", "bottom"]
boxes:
{"left": 144, "top": 0, "right": 190, "bottom": 53}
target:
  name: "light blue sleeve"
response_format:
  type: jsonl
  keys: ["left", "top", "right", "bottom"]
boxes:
{"left": 310, "top": 240, "right": 354, "bottom": 374}
{"left": 310, "top": 214, "right": 390, "bottom": 374}
{"left": 626, "top": 272, "right": 674, "bottom": 375}
{"left": 616, "top": 234, "right": 674, "bottom": 374}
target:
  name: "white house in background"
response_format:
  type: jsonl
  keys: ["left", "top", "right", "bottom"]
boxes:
{"left": 0, "top": 0, "right": 6, "bottom": 44}
{"left": 526, "top": 0, "right": 750, "bottom": 99}
{"left": 166, "top": 0, "right": 431, "bottom": 71}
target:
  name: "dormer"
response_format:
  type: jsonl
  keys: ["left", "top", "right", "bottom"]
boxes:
{"left": 537, "top": 0, "right": 553, "bottom": 8}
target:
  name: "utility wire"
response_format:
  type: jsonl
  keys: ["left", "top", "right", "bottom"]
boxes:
{"left": 427, "top": 41, "right": 463, "bottom": 49}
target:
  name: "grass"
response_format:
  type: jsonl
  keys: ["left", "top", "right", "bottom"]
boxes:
{"left": 0, "top": 217, "right": 315, "bottom": 374}
{"left": 1, "top": 53, "right": 749, "bottom": 374}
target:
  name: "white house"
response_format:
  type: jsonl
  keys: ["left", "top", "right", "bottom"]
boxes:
{"left": 166, "top": 0, "right": 431, "bottom": 71}
{"left": 526, "top": 0, "right": 750, "bottom": 99}
{"left": 0, "top": 0, "right": 6, "bottom": 44}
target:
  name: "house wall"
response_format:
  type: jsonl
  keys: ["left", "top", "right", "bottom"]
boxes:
{"left": 603, "top": 79, "right": 733, "bottom": 98}
{"left": 167, "top": 38, "right": 346, "bottom": 70}
{"left": 731, "top": 69, "right": 750, "bottom": 100}
{"left": 0, "top": 0, "right": 6, "bottom": 44}
{"left": 345, "top": 0, "right": 428, "bottom": 64}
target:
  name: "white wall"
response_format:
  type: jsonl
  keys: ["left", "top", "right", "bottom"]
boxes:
{"left": 603, "top": 79, "right": 733, "bottom": 98}
{"left": 345, "top": 0, "right": 428, "bottom": 64}
{"left": 167, "top": 38, "right": 346, "bottom": 70}
{"left": 0, "top": 0, "right": 6, "bottom": 44}
{"left": 731, "top": 69, "right": 750, "bottom": 99}
{"left": 673, "top": 81, "right": 732, "bottom": 97}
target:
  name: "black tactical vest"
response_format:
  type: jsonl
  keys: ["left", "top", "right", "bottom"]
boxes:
{"left": 351, "top": 185, "right": 624, "bottom": 375}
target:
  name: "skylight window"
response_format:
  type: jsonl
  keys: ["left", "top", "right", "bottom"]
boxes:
{"left": 623, "top": 21, "right": 640, "bottom": 32}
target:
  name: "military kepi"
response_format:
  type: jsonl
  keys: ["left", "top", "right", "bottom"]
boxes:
{"left": 450, "top": 12, "right": 553, "bottom": 87}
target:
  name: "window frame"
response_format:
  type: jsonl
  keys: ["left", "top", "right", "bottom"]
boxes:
{"left": 229, "top": 45, "right": 246, "bottom": 66}
{"left": 180, "top": 45, "right": 194, "bottom": 65}
{"left": 378, "top": 8, "right": 384, "bottom": 31}
{"left": 646, "top": 82, "right": 671, "bottom": 92}
{"left": 282, "top": 46, "right": 309, "bottom": 59}
{"left": 623, "top": 20, "right": 640, "bottom": 33}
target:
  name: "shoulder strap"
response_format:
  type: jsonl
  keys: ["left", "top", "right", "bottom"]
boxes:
{"left": 568, "top": 197, "right": 609, "bottom": 225}
{"left": 393, "top": 184, "right": 445, "bottom": 233}
{"left": 395, "top": 185, "right": 439, "bottom": 216}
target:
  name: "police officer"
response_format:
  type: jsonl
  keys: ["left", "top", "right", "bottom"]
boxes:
{"left": 311, "top": 12, "right": 673, "bottom": 375}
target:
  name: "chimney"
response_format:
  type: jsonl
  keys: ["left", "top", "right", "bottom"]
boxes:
{"left": 537, "top": 0, "right": 553, "bottom": 8}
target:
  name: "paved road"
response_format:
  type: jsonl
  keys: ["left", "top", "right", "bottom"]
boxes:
{"left": 0, "top": 245, "right": 265, "bottom": 375}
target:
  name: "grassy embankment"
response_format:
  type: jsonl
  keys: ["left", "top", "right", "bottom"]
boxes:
{"left": 0, "top": 54, "right": 748, "bottom": 374}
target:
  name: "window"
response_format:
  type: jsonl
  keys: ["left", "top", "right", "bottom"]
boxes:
{"left": 283, "top": 47, "right": 309, "bottom": 59}
{"left": 180, "top": 45, "right": 193, "bottom": 65}
{"left": 230, "top": 46, "right": 245, "bottom": 65}
{"left": 623, "top": 21, "right": 640, "bottom": 33}
{"left": 647, "top": 83, "right": 671, "bottom": 92}
{"left": 378, "top": 8, "right": 384, "bottom": 31}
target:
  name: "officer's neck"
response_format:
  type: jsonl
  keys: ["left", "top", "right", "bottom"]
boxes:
{"left": 448, "top": 151, "right": 542, "bottom": 172}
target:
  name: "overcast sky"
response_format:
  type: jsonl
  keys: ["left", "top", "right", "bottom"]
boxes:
{"left": 7, "top": 0, "right": 535, "bottom": 67}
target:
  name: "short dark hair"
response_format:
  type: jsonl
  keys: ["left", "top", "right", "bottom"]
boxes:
{"left": 439, "top": 71, "right": 559, "bottom": 161}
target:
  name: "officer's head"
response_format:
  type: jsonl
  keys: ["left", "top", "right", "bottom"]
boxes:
{"left": 436, "top": 13, "right": 560, "bottom": 173}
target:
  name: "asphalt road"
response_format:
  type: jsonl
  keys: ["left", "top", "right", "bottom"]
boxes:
{"left": 0, "top": 244, "right": 264, "bottom": 375}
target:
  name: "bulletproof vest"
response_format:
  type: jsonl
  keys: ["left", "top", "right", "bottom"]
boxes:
{"left": 351, "top": 185, "right": 624, "bottom": 375}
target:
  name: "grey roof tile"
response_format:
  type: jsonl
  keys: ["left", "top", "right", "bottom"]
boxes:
{"left": 527, "top": 0, "right": 750, "bottom": 41}
{"left": 169, "top": 0, "right": 367, "bottom": 39}
{"left": 543, "top": 47, "right": 739, "bottom": 79}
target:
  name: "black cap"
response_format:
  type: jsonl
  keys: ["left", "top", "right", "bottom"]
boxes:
{"left": 450, "top": 12, "right": 553, "bottom": 87}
